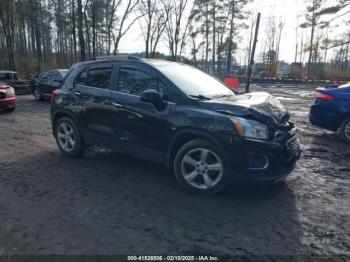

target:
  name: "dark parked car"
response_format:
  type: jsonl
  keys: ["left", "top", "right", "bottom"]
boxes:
{"left": 0, "top": 82, "right": 16, "bottom": 112}
{"left": 310, "top": 84, "right": 350, "bottom": 144}
{"left": 0, "top": 70, "right": 30, "bottom": 94}
{"left": 31, "top": 69, "right": 68, "bottom": 100}
{"left": 51, "top": 56, "right": 300, "bottom": 194}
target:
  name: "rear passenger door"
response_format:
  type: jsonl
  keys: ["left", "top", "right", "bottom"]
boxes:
{"left": 73, "top": 63, "right": 116, "bottom": 140}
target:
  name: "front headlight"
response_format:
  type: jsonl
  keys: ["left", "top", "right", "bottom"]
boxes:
{"left": 6, "top": 87, "right": 15, "bottom": 98}
{"left": 230, "top": 116, "right": 269, "bottom": 140}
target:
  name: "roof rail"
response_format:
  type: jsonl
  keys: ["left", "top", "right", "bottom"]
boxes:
{"left": 92, "top": 55, "right": 142, "bottom": 61}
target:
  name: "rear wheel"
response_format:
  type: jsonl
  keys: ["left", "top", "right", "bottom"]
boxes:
{"left": 174, "top": 139, "right": 229, "bottom": 195}
{"left": 340, "top": 117, "right": 350, "bottom": 144}
{"left": 33, "top": 87, "right": 44, "bottom": 101}
{"left": 55, "top": 117, "right": 86, "bottom": 157}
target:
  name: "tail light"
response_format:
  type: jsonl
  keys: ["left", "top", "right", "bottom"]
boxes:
{"left": 50, "top": 89, "right": 57, "bottom": 104}
{"left": 315, "top": 91, "right": 334, "bottom": 101}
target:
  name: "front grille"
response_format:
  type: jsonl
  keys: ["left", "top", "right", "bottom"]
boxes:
{"left": 0, "top": 92, "right": 6, "bottom": 99}
{"left": 272, "top": 121, "right": 295, "bottom": 141}
{"left": 285, "top": 135, "right": 300, "bottom": 158}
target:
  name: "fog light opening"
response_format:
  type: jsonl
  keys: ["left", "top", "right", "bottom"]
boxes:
{"left": 247, "top": 153, "right": 269, "bottom": 171}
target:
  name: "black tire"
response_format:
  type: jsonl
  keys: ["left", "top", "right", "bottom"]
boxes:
{"left": 173, "top": 139, "right": 229, "bottom": 195}
{"left": 340, "top": 117, "right": 350, "bottom": 144}
{"left": 55, "top": 117, "right": 86, "bottom": 157}
{"left": 4, "top": 107, "right": 15, "bottom": 113}
{"left": 33, "top": 87, "right": 44, "bottom": 101}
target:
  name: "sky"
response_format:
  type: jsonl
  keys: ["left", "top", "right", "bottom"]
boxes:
{"left": 118, "top": 0, "right": 350, "bottom": 64}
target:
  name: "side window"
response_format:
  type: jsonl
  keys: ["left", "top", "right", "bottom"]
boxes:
{"left": 48, "top": 73, "right": 58, "bottom": 80}
{"left": 117, "top": 68, "right": 169, "bottom": 99}
{"left": 76, "top": 67, "right": 112, "bottom": 89}
{"left": 55, "top": 73, "right": 63, "bottom": 81}
{"left": 76, "top": 69, "right": 88, "bottom": 86}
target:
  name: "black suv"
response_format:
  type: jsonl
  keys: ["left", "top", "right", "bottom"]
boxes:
{"left": 51, "top": 56, "right": 301, "bottom": 194}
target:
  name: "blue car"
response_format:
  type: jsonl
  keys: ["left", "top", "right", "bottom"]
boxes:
{"left": 309, "top": 84, "right": 350, "bottom": 144}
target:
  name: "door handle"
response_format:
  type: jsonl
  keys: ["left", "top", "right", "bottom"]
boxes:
{"left": 74, "top": 91, "right": 81, "bottom": 96}
{"left": 111, "top": 102, "right": 123, "bottom": 108}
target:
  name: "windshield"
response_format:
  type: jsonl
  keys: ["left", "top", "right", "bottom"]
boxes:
{"left": 157, "top": 64, "right": 234, "bottom": 99}
{"left": 58, "top": 70, "right": 69, "bottom": 76}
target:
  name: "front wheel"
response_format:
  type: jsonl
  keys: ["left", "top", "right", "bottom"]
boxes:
{"left": 173, "top": 139, "right": 229, "bottom": 195}
{"left": 4, "top": 107, "right": 15, "bottom": 113}
{"left": 55, "top": 117, "right": 86, "bottom": 157}
{"left": 340, "top": 117, "right": 350, "bottom": 144}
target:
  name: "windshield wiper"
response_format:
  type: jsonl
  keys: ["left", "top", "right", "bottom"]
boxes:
{"left": 212, "top": 94, "right": 234, "bottom": 99}
{"left": 189, "top": 95, "right": 212, "bottom": 101}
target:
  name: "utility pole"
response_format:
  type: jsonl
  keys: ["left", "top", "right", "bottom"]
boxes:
{"left": 245, "top": 13, "right": 261, "bottom": 93}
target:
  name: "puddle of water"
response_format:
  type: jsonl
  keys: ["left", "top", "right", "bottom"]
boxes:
{"left": 296, "top": 91, "right": 315, "bottom": 98}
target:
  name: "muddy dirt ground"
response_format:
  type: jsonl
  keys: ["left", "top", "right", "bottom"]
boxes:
{"left": 0, "top": 85, "right": 349, "bottom": 256}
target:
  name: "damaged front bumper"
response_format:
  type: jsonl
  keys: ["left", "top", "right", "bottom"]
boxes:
{"left": 226, "top": 127, "right": 301, "bottom": 183}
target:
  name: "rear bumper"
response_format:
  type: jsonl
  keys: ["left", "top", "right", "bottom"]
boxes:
{"left": 0, "top": 97, "right": 16, "bottom": 108}
{"left": 309, "top": 104, "right": 342, "bottom": 132}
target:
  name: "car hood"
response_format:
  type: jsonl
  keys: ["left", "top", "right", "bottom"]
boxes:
{"left": 199, "top": 92, "right": 289, "bottom": 128}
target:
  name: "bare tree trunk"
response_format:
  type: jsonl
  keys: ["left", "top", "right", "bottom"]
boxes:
{"left": 275, "top": 21, "right": 285, "bottom": 77}
{"left": 0, "top": 0, "right": 16, "bottom": 70}
{"left": 72, "top": 0, "right": 77, "bottom": 62}
{"left": 77, "top": 0, "right": 86, "bottom": 61}
{"left": 226, "top": 0, "right": 235, "bottom": 76}
{"left": 307, "top": 3, "right": 316, "bottom": 80}
{"left": 212, "top": 0, "right": 216, "bottom": 74}
{"left": 92, "top": 2, "right": 96, "bottom": 59}
{"left": 205, "top": 3, "right": 209, "bottom": 72}
{"left": 144, "top": 0, "right": 152, "bottom": 58}
{"left": 84, "top": 11, "right": 91, "bottom": 59}
{"left": 34, "top": 0, "right": 42, "bottom": 71}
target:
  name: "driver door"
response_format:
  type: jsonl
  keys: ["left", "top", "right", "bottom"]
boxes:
{"left": 110, "top": 64, "right": 176, "bottom": 159}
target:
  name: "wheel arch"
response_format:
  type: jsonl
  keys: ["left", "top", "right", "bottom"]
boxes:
{"left": 166, "top": 129, "right": 230, "bottom": 171}
{"left": 52, "top": 110, "right": 81, "bottom": 136}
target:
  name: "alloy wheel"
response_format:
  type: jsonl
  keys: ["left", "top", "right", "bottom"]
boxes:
{"left": 57, "top": 122, "right": 76, "bottom": 152}
{"left": 345, "top": 121, "right": 350, "bottom": 141}
{"left": 181, "top": 148, "right": 223, "bottom": 190}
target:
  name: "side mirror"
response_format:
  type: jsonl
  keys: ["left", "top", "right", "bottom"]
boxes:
{"left": 141, "top": 89, "right": 163, "bottom": 104}
{"left": 140, "top": 89, "right": 166, "bottom": 110}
